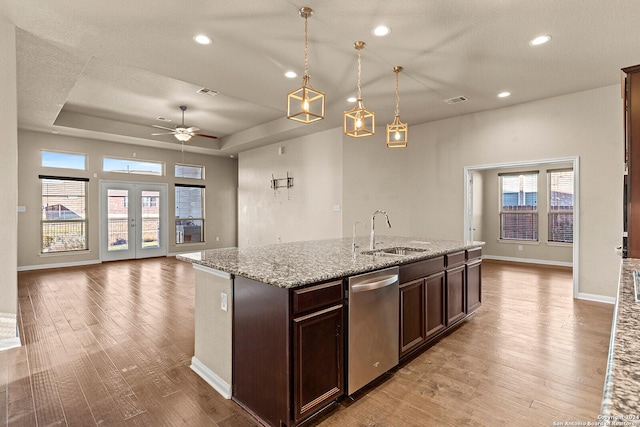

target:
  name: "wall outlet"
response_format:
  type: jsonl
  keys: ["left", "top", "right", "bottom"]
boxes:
{"left": 518, "top": 245, "right": 523, "bottom": 251}
{"left": 216, "top": 236, "right": 220, "bottom": 242}
{"left": 221, "top": 292, "right": 228, "bottom": 312}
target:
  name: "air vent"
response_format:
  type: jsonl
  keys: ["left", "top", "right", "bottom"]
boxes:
{"left": 445, "top": 96, "right": 468, "bottom": 105}
{"left": 197, "top": 87, "right": 219, "bottom": 97}
{"left": 156, "top": 116, "right": 171, "bottom": 122}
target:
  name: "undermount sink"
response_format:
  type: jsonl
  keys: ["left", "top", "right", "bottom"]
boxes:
{"left": 362, "top": 246, "right": 428, "bottom": 256}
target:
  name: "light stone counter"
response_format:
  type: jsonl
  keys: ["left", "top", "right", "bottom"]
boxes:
{"left": 601, "top": 258, "right": 640, "bottom": 417}
{"left": 177, "top": 236, "right": 484, "bottom": 288}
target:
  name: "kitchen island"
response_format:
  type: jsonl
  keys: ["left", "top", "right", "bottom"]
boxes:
{"left": 178, "top": 236, "right": 484, "bottom": 426}
{"left": 601, "top": 259, "right": 640, "bottom": 418}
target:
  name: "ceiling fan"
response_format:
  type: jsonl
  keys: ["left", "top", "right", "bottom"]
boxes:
{"left": 151, "top": 106, "right": 218, "bottom": 142}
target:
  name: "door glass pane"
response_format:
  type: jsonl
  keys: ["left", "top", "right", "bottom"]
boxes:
{"left": 141, "top": 190, "right": 160, "bottom": 249}
{"left": 107, "top": 189, "right": 129, "bottom": 251}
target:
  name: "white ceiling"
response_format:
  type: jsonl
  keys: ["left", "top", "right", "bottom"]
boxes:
{"left": 3, "top": 0, "right": 640, "bottom": 156}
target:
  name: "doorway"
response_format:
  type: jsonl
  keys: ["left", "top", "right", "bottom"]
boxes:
{"left": 464, "top": 156, "right": 579, "bottom": 298}
{"left": 100, "top": 181, "right": 168, "bottom": 261}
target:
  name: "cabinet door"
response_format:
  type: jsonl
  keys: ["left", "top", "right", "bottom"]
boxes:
{"left": 425, "top": 271, "right": 446, "bottom": 338}
{"left": 399, "top": 279, "right": 426, "bottom": 357}
{"left": 446, "top": 265, "right": 466, "bottom": 325}
{"left": 293, "top": 304, "right": 343, "bottom": 423}
{"left": 466, "top": 260, "right": 482, "bottom": 313}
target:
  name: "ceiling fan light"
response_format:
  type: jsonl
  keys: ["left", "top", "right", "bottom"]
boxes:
{"left": 174, "top": 133, "right": 192, "bottom": 142}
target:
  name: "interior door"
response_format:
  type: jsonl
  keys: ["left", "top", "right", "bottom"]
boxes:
{"left": 100, "top": 181, "right": 167, "bottom": 261}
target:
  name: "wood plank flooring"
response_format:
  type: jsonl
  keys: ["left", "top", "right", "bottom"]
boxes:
{"left": 0, "top": 258, "right": 613, "bottom": 426}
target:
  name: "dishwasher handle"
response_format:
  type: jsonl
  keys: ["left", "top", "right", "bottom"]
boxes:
{"left": 350, "top": 274, "right": 398, "bottom": 293}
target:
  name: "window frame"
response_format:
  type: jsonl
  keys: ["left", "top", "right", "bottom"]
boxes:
{"left": 41, "top": 150, "right": 87, "bottom": 171}
{"left": 102, "top": 156, "right": 164, "bottom": 176}
{"left": 175, "top": 163, "right": 205, "bottom": 180}
{"left": 498, "top": 171, "right": 539, "bottom": 242}
{"left": 175, "top": 184, "right": 205, "bottom": 244}
{"left": 547, "top": 168, "right": 574, "bottom": 244}
{"left": 40, "top": 175, "right": 89, "bottom": 254}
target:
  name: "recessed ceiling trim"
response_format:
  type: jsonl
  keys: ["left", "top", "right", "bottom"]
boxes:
{"left": 197, "top": 88, "right": 219, "bottom": 97}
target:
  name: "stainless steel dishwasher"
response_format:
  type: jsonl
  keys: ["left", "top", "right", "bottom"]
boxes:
{"left": 347, "top": 266, "right": 399, "bottom": 395}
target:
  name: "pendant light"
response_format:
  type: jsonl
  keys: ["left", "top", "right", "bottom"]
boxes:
{"left": 287, "top": 7, "right": 325, "bottom": 124}
{"left": 344, "top": 41, "right": 375, "bottom": 138}
{"left": 386, "top": 66, "right": 408, "bottom": 148}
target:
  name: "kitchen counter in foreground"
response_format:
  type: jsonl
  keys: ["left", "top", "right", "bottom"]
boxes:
{"left": 601, "top": 259, "right": 640, "bottom": 416}
{"left": 177, "top": 236, "right": 484, "bottom": 288}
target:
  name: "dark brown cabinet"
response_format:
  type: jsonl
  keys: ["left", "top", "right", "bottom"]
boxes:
{"left": 623, "top": 65, "right": 640, "bottom": 258}
{"left": 399, "top": 278, "right": 426, "bottom": 356}
{"left": 466, "top": 260, "right": 482, "bottom": 313}
{"left": 293, "top": 303, "right": 343, "bottom": 423}
{"left": 425, "top": 271, "right": 446, "bottom": 337}
{"left": 445, "top": 264, "right": 466, "bottom": 325}
{"left": 445, "top": 251, "right": 467, "bottom": 325}
{"left": 233, "top": 278, "right": 344, "bottom": 427}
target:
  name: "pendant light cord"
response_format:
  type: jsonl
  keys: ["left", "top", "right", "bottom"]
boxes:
{"left": 395, "top": 69, "right": 400, "bottom": 117}
{"left": 304, "top": 14, "right": 309, "bottom": 77}
{"left": 357, "top": 48, "right": 362, "bottom": 99}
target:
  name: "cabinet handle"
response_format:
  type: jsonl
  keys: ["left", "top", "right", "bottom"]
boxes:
{"left": 350, "top": 274, "right": 398, "bottom": 293}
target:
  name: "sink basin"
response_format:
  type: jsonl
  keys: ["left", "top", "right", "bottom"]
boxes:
{"left": 362, "top": 247, "right": 428, "bottom": 256}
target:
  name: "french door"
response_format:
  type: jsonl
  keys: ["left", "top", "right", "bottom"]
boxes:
{"left": 100, "top": 181, "right": 167, "bottom": 261}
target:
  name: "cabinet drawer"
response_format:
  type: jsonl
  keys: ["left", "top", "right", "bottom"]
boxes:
{"left": 446, "top": 251, "right": 466, "bottom": 268}
{"left": 293, "top": 280, "right": 343, "bottom": 315}
{"left": 467, "top": 247, "right": 482, "bottom": 261}
{"left": 399, "top": 256, "right": 444, "bottom": 284}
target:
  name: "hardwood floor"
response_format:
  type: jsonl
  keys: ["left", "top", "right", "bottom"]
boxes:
{"left": 0, "top": 258, "right": 613, "bottom": 426}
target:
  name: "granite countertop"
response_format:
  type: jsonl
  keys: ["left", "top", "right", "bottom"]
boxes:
{"left": 177, "top": 236, "right": 484, "bottom": 288}
{"left": 602, "top": 259, "right": 640, "bottom": 417}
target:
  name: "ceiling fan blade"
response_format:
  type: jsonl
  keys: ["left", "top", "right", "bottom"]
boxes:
{"left": 152, "top": 124, "right": 176, "bottom": 131}
{"left": 186, "top": 126, "right": 200, "bottom": 133}
{"left": 194, "top": 133, "right": 218, "bottom": 140}
{"left": 151, "top": 132, "right": 176, "bottom": 136}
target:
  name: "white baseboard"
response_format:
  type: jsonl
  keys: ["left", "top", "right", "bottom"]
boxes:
{"left": 482, "top": 255, "right": 573, "bottom": 268}
{"left": 0, "top": 337, "right": 21, "bottom": 352}
{"left": 18, "top": 259, "right": 102, "bottom": 272}
{"left": 576, "top": 292, "right": 616, "bottom": 304}
{"left": 190, "top": 357, "right": 231, "bottom": 399}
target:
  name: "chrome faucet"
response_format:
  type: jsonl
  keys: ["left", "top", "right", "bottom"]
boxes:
{"left": 370, "top": 210, "right": 391, "bottom": 250}
{"left": 352, "top": 221, "right": 367, "bottom": 258}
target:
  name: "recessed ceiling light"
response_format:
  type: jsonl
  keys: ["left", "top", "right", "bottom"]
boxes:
{"left": 284, "top": 71, "right": 297, "bottom": 79}
{"left": 373, "top": 25, "right": 391, "bottom": 37}
{"left": 529, "top": 35, "right": 551, "bottom": 46}
{"left": 347, "top": 96, "right": 357, "bottom": 103}
{"left": 498, "top": 92, "right": 511, "bottom": 98}
{"left": 193, "top": 34, "right": 212, "bottom": 45}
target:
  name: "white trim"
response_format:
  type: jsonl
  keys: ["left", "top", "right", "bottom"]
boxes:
{"left": 192, "top": 263, "right": 232, "bottom": 280}
{"left": 464, "top": 155, "right": 579, "bottom": 298}
{"left": 0, "top": 337, "right": 21, "bottom": 352}
{"left": 576, "top": 292, "right": 616, "bottom": 304}
{"left": 190, "top": 357, "right": 231, "bottom": 399}
{"left": 483, "top": 254, "right": 572, "bottom": 268}
{"left": 496, "top": 239, "right": 540, "bottom": 246}
{"left": 18, "top": 259, "right": 101, "bottom": 271}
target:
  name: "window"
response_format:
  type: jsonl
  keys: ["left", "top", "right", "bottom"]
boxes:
{"left": 40, "top": 176, "right": 88, "bottom": 253}
{"left": 548, "top": 169, "right": 574, "bottom": 243}
{"left": 175, "top": 164, "right": 204, "bottom": 179}
{"left": 41, "top": 150, "right": 86, "bottom": 170}
{"left": 175, "top": 184, "right": 204, "bottom": 243}
{"left": 103, "top": 157, "right": 163, "bottom": 176}
{"left": 500, "top": 172, "right": 538, "bottom": 241}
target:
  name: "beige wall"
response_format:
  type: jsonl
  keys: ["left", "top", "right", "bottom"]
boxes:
{"left": 478, "top": 164, "right": 573, "bottom": 265}
{"left": 342, "top": 85, "right": 622, "bottom": 298}
{"left": 237, "top": 127, "right": 343, "bottom": 247}
{"left": 0, "top": 19, "right": 18, "bottom": 315}
{"left": 18, "top": 130, "right": 238, "bottom": 268}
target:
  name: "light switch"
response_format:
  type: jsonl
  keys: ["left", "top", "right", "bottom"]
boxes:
{"left": 17, "top": 206, "right": 26, "bottom": 213}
